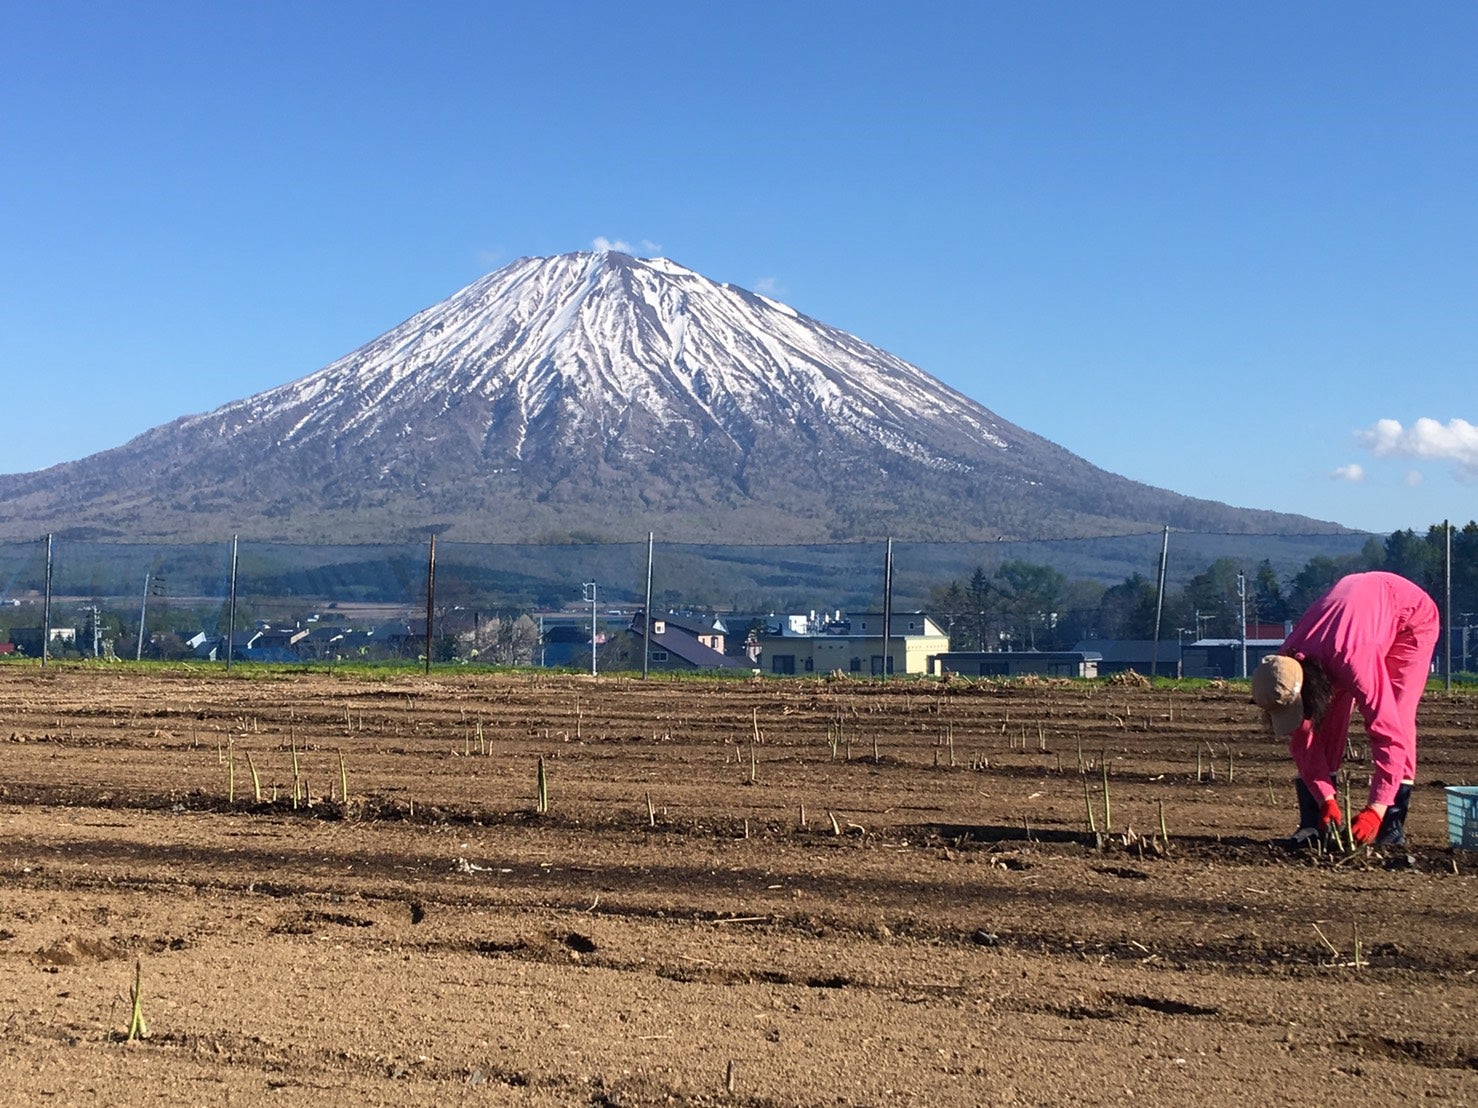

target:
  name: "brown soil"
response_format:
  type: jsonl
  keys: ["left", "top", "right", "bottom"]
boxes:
{"left": 0, "top": 666, "right": 1475, "bottom": 1106}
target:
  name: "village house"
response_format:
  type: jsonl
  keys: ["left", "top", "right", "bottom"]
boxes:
{"left": 755, "top": 611, "right": 948, "bottom": 676}
{"left": 623, "top": 611, "right": 749, "bottom": 672}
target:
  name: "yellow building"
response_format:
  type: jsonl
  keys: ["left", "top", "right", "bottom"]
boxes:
{"left": 755, "top": 612, "right": 948, "bottom": 676}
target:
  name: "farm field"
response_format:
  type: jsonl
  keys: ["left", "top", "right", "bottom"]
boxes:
{"left": 0, "top": 665, "right": 1475, "bottom": 1106}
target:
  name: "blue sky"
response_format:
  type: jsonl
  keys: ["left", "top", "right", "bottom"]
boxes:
{"left": 3, "top": 1, "right": 1475, "bottom": 535}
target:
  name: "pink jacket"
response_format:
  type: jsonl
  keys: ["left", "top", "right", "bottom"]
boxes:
{"left": 1280, "top": 571, "right": 1439, "bottom": 807}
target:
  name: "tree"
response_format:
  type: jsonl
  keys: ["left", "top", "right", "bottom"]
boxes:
{"left": 470, "top": 612, "right": 543, "bottom": 666}
{"left": 928, "top": 581, "right": 970, "bottom": 648}
{"left": 1383, "top": 529, "right": 1441, "bottom": 594}
{"left": 1050, "top": 579, "right": 1106, "bottom": 649}
{"left": 964, "top": 566, "right": 993, "bottom": 651}
{"left": 932, "top": 567, "right": 993, "bottom": 651}
{"left": 1095, "top": 574, "right": 1159, "bottom": 640}
{"left": 1181, "top": 558, "right": 1245, "bottom": 638}
{"left": 1285, "top": 544, "right": 1380, "bottom": 615}
{"left": 992, "top": 560, "right": 1067, "bottom": 650}
{"left": 1251, "top": 560, "right": 1287, "bottom": 625}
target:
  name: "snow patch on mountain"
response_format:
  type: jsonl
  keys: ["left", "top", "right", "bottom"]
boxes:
{"left": 177, "top": 251, "right": 1013, "bottom": 473}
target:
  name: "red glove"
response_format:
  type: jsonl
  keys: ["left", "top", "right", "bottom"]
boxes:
{"left": 1319, "top": 796, "right": 1343, "bottom": 830}
{"left": 1351, "top": 807, "right": 1383, "bottom": 844}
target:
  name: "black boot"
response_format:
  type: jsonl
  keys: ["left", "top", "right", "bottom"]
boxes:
{"left": 1374, "top": 782, "right": 1412, "bottom": 847}
{"left": 1289, "top": 777, "right": 1327, "bottom": 850}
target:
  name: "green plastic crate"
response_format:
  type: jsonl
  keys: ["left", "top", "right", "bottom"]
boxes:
{"left": 1447, "top": 786, "right": 1478, "bottom": 850}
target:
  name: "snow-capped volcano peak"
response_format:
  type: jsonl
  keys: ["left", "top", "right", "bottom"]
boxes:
{"left": 0, "top": 251, "right": 1345, "bottom": 543}
{"left": 205, "top": 250, "right": 1010, "bottom": 473}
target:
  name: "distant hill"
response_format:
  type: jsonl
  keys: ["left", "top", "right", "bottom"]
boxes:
{"left": 0, "top": 251, "right": 1350, "bottom": 544}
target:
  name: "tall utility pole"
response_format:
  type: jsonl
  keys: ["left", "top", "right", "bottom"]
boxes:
{"left": 1150, "top": 525, "right": 1169, "bottom": 680}
{"left": 226, "top": 535, "right": 239, "bottom": 671}
{"left": 41, "top": 534, "right": 53, "bottom": 667}
{"left": 79, "top": 604, "right": 100, "bottom": 657}
{"left": 423, "top": 534, "right": 437, "bottom": 676}
{"left": 1237, "top": 571, "right": 1247, "bottom": 679}
{"left": 583, "top": 582, "right": 598, "bottom": 677}
{"left": 1444, "top": 520, "right": 1453, "bottom": 691}
{"left": 642, "top": 533, "right": 654, "bottom": 680}
{"left": 881, "top": 538, "right": 894, "bottom": 680}
{"left": 136, "top": 572, "right": 151, "bottom": 662}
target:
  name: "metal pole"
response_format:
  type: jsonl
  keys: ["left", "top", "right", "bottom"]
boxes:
{"left": 1150, "top": 525, "right": 1170, "bottom": 681}
{"left": 585, "top": 582, "right": 598, "bottom": 677}
{"left": 882, "top": 537, "right": 894, "bottom": 679}
{"left": 1237, "top": 571, "right": 1247, "bottom": 679}
{"left": 423, "top": 534, "right": 437, "bottom": 675}
{"left": 642, "top": 532, "right": 654, "bottom": 680}
{"left": 1445, "top": 519, "right": 1453, "bottom": 692}
{"left": 226, "top": 535, "right": 239, "bottom": 671}
{"left": 136, "top": 572, "right": 150, "bottom": 662}
{"left": 41, "top": 534, "right": 53, "bottom": 669}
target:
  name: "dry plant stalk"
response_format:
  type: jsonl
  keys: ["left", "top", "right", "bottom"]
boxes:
{"left": 245, "top": 751, "right": 262, "bottom": 803}
{"left": 536, "top": 756, "right": 549, "bottom": 814}
{"left": 1311, "top": 922, "right": 1341, "bottom": 959}
{"left": 1101, "top": 759, "right": 1112, "bottom": 833}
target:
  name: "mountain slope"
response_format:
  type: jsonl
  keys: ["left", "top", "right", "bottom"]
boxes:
{"left": 0, "top": 251, "right": 1345, "bottom": 543}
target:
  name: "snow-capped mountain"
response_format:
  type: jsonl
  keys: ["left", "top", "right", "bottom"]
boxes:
{"left": 0, "top": 251, "right": 1341, "bottom": 543}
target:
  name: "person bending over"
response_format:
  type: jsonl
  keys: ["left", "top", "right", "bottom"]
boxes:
{"left": 1250, "top": 571, "right": 1439, "bottom": 848}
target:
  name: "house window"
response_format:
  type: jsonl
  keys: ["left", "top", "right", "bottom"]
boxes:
{"left": 804, "top": 657, "right": 814, "bottom": 673}
{"left": 649, "top": 650, "right": 668, "bottom": 662}
{"left": 850, "top": 657, "right": 861, "bottom": 672}
{"left": 771, "top": 654, "right": 796, "bottom": 675}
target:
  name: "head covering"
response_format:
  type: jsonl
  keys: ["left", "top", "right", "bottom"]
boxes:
{"left": 1251, "top": 654, "right": 1304, "bottom": 736}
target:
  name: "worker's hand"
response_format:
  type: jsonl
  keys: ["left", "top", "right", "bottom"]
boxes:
{"left": 1351, "top": 807, "right": 1383, "bottom": 845}
{"left": 1319, "top": 796, "right": 1344, "bottom": 830}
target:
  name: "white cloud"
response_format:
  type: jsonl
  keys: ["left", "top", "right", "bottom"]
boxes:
{"left": 1356, "top": 417, "right": 1478, "bottom": 480}
{"left": 1332, "top": 463, "right": 1365, "bottom": 483}
{"left": 1404, "top": 469, "right": 1424, "bottom": 487}
{"left": 753, "top": 276, "right": 782, "bottom": 295}
{"left": 592, "top": 237, "right": 663, "bottom": 256}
